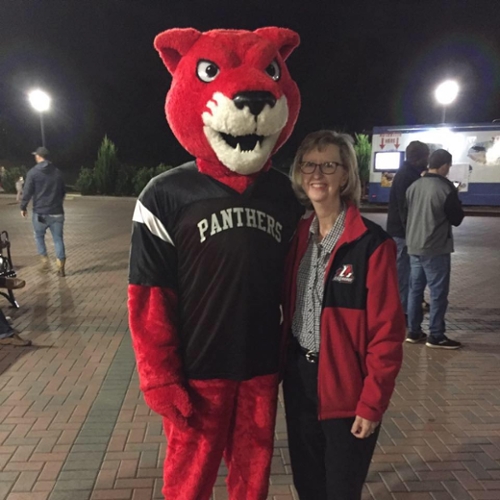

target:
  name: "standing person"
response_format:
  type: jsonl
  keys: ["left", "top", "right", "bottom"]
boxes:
{"left": 386, "top": 141, "right": 430, "bottom": 319}
{"left": 20, "top": 147, "right": 67, "bottom": 277}
{"left": 405, "top": 149, "right": 464, "bottom": 348}
{"left": 15, "top": 176, "right": 24, "bottom": 203}
{"left": 283, "top": 130, "right": 405, "bottom": 500}
{"left": 129, "top": 27, "right": 303, "bottom": 500}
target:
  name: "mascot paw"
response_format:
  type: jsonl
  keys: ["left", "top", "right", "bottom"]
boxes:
{"left": 143, "top": 383, "right": 194, "bottom": 429}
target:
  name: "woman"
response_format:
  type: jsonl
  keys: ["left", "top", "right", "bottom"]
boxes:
{"left": 283, "top": 130, "right": 405, "bottom": 500}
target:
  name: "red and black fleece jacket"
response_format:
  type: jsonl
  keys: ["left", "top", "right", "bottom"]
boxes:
{"left": 283, "top": 203, "right": 406, "bottom": 423}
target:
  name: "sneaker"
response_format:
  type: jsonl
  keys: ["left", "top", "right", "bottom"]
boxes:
{"left": 0, "top": 333, "right": 32, "bottom": 347}
{"left": 406, "top": 331, "right": 427, "bottom": 344}
{"left": 426, "top": 336, "right": 462, "bottom": 349}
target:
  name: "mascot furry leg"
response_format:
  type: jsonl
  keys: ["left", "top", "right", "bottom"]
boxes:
{"left": 162, "top": 375, "right": 278, "bottom": 498}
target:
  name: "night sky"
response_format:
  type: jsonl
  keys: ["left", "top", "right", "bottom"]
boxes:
{"left": 1, "top": 0, "right": 500, "bottom": 176}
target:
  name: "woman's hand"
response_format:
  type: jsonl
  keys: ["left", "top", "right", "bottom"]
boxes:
{"left": 351, "top": 415, "right": 379, "bottom": 439}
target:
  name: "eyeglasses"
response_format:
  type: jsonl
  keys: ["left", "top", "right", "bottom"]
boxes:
{"left": 299, "top": 161, "right": 344, "bottom": 175}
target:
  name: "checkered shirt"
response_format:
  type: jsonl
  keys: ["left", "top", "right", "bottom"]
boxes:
{"left": 291, "top": 207, "right": 346, "bottom": 352}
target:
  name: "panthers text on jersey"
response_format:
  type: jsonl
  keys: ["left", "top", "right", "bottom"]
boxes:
{"left": 129, "top": 162, "right": 304, "bottom": 380}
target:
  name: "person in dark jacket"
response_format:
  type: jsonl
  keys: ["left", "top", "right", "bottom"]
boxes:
{"left": 20, "top": 147, "right": 67, "bottom": 276}
{"left": 386, "top": 141, "right": 430, "bottom": 318}
{"left": 283, "top": 130, "right": 405, "bottom": 500}
{"left": 405, "top": 149, "right": 464, "bottom": 349}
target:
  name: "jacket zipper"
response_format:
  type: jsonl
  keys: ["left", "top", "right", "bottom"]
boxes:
{"left": 317, "top": 233, "right": 365, "bottom": 419}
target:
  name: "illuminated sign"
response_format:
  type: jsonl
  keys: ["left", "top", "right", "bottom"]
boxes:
{"left": 373, "top": 151, "right": 404, "bottom": 171}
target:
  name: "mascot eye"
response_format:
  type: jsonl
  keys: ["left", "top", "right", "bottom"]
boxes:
{"left": 265, "top": 60, "right": 281, "bottom": 81}
{"left": 196, "top": 60, "right": 220, "bottom": 82}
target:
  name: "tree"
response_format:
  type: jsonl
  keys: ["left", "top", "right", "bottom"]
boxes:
{"left": 354, "top": 133, "right": 371, "bottom": 199}
{"left": 75, "top": 136, "right": 174, "bottom": 196}
{"left": 94, "top": 136, "right": 119, "bottom": 195}
{"left": 75, "top": 167, "right": 96, "bottom": 195}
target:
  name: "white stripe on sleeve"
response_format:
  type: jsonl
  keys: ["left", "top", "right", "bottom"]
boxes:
{"left": 132, "top": 200, "right": 175, "bottom": 246}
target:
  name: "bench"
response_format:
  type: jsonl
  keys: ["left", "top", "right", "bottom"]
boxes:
{"left": 0, "top": 231, "right": 21, "bottom": 308}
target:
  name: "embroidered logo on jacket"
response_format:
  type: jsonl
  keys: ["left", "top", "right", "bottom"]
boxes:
{"left": 333, "top": 264, "right": 354, "bottom": 284}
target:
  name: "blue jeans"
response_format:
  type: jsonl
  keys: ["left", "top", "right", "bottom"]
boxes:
{"left": 393, "top": 237, "right": 409, "bottom": 315}
{"left": 32, "top": 213, "right": 66, "bottom": 260}
{"left": 407, "top": 254, "right": 451, "bottom": 341}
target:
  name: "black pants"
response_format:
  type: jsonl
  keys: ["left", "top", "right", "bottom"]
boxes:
{"left": 0, "top": 309, "right": 13, "bottom": 336}
{"left": 283, "top": 343, "right": 380, "bottom": 500}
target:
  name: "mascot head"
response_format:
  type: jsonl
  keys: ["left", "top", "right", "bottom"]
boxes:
{"left": 154, "top": 27, "right": 300, "bottom": 175}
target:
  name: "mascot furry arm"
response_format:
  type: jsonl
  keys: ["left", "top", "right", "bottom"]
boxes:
{"left": 128, "top": 28, "right": 300, "bottom": 428}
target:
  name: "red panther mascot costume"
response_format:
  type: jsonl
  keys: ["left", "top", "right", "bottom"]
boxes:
{"left": 128, "top": 27, "right": 302, "bottom": 500}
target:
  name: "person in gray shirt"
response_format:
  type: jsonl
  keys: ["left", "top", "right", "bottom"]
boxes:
{"left": 404, "top": 149, "right": 464, "bottom": 349}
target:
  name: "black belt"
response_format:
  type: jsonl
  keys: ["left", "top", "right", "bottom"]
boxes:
{"left": 296, "top": 342, "right": 319, "bottom": 364}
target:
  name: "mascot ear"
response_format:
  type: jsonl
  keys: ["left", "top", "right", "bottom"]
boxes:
{"left": 254, "top": 27, "right": 300, "bottom": 61}
{"left": 154, "top": 28, "right": 202, "bottom": 74}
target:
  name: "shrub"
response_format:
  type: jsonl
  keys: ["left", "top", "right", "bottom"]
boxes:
{"left": 132, "top": 167, "right": 154, "bottom": 196}
{"left": 154, "top": 163, "right": 173, "bottom": 176}
{"left": 94, "top": 136, "right": 120, "bottom": 195}
{"left": 114, "top": 164, "right": 137, "bottom": 196}
{"left": 132, "top": 163, "right": 173, "bottom": 196}
{"left": 75, "top": 167, "right": 97, "bottom": 195}
{"left": 1, "top": 166, "right": 27, "bottom": 193}
{"left": 72, "top": 134, "right": 175, "bottom": 197}
{"left": 354, "top": 133, "right": 371, "bottom": 197}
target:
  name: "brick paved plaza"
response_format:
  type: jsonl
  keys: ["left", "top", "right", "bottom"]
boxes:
{"left": 0, "top": 194, "right": 499, "bottom": 500}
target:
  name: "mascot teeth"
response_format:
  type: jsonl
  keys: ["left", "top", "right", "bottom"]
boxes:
{"left": 202, "top": 92, "right": 289, "bottom": 175}
{"left": 220, "top": 133, "right": 264, "bottom": 152}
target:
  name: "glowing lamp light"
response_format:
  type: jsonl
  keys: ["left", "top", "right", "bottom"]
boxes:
{"left": 28, "top": 89, "right": 51, "bottom": 146}
{"left": 435, "top": 80, "right": 459, "bottom": 106}
{"left": 28, "top": 89, "right": 51, "bottom": 112}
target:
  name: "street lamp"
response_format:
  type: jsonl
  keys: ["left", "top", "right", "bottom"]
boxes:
{"left": 435, "top": 80, "right": 459, "bottom": 123}
{"left": 28, "top": 89, "right": 51, "bottom": 147}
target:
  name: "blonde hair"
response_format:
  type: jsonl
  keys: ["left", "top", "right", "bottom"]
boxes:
{"left": 290, "top": 130, "right": 361, "bottom": 208}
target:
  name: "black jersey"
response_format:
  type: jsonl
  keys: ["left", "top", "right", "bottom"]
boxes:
{"left": 129, "top": 162, "right": 304, "bottom": 381}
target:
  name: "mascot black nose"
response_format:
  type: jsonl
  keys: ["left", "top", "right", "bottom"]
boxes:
{"left": 233, "top": 91, "right": 276, "bottom": 116}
